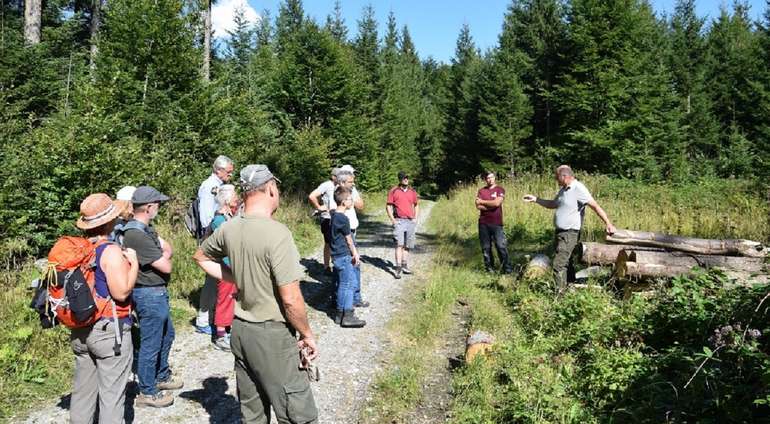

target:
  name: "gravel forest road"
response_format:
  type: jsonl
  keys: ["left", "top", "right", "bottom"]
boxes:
{"left": 19, "top": 201, "right": 435, "bottom": 424}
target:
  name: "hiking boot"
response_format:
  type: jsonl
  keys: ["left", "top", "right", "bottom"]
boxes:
{"left": 394, "top": 266, "right": 402, "bottom": 279}
{"left": 340, "top": 310, "right": 366, "bottom": 328}
{"left": 212, "top": 334, "right": 231, "bottom": 352}
{"left": 333, "top": 310, "right": 344, "bottom": 325}
{"left": 135, "top": 392, "right": 174, "bottom": 408}
{"left": 401, "top": 264, "right": 412, "bottom": 275}
{"left": 354, "top": 300, "right": 370, "bottom": 308}
{"left": 156, "top": 375, "right": 184, "bottom": 391}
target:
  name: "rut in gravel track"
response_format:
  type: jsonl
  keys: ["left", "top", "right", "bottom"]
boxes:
{"left": 18, "top": 201, "right": 440, "bottom": 424}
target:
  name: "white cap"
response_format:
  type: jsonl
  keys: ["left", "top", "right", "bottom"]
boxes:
{"left": 116, "top": 186, "right": 137, "bottom": 201}
{"left": 338, "top": 164, "right": 356, "bottom": 174}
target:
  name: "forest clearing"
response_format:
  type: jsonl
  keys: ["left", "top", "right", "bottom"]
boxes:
{"left": 2, "top": 0, "right": 770, "bottom": 422}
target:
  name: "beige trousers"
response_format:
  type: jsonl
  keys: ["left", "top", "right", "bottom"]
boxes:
{"left": 70, "top": 320, "right": 133, "bottom": 424}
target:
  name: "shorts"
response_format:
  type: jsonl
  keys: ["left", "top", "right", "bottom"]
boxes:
{"left": 394, "top": 218, "right": 416, "bottom": 249}
{"left": 320, "top": 218, "right": 332, "bottom": 244}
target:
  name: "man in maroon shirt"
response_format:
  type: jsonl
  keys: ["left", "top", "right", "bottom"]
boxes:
{"left": 475, "top": 171, "right": 512, "bottom": 273}
{"left": 386, "top": 171, "right": 419, "bottom": 279}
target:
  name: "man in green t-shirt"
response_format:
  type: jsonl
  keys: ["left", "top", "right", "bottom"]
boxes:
{"left": 194, "top": 164, "right": 318, "bottom": 424}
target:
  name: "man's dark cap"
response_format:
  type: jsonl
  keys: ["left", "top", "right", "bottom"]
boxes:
{"left": 397, "top": 171, "right": 408, "bottom": 180}
{"left": 132, "top": 186, "right": 170, "bottom": 205}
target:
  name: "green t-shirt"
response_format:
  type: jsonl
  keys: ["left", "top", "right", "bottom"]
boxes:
{"left": 200, "top": 214, "right": 305, "bottom": 323}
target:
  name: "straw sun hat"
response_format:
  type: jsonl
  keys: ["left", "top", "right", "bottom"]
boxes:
{"left": 76, "top": 193, "right": 121, "bottom": 230}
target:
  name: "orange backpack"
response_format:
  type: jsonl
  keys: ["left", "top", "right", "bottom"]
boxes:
{"left": 43, "top": 236, "right": 131, "bottom": 329}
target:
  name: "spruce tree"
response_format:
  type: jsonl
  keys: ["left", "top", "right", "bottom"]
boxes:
{"left": 668, "top": 0, "right": 720, "bottom": 177}
{"left": 441, "top": 24, "right": 483, "bottom": 188}
{"left": 500, "top": 0, "right": 567, "bottom": 160}
{"left": 556, "top": 0, "right": 681, "bottom": 179}
{"left": 705, "top": 3, "right": 762, "bottom": 176}
{"left": 325, "top": 0, "right": 347, "bottom": 43}
{"left": 227, "top": 5, "right": 256, "bottom": 71}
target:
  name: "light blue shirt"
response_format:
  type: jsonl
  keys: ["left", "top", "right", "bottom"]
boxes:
{"left": 553, "top": 180, "right": 594, "bottom": 231}
{"left": 198, "top": 174, "right": 223, "bottom": 228}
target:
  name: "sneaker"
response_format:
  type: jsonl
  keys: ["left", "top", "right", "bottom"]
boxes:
{"left": 401, "top": 264, "right": 412, "bottom": 275}
{"left": 195, "top": 324, "right": 213, "bottom": 335}
{"left": 354, "top": 300, "right": 370, "bottom": 308}
{"left": 135, "top": 392, "right": 174, "bottom": 408}
{"left": 212, "top": 334, "right": 231, "bottom": 352}
{"left": 156, "top": 375, "right": 184, "bottom": 391}
{"left": 395, "top": 266, "right": 402, "bottom": 279}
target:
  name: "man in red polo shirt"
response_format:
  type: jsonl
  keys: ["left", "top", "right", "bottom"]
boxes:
{"left": 475, "top": 171, "right": 512, "bottom": 273}
{"left": 386, "top": 171, "right": 419, "bottom": 279}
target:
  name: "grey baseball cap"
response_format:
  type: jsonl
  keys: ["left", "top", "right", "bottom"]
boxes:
{"left": 132, "top": 185, "right": 170, "bottom": 205}
{"left": 239, "top": 164, "right": 281, "bottom": 190}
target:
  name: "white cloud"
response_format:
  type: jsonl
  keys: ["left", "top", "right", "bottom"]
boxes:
{"left": 211, "top": 0, "right": 260, "bottom": 38}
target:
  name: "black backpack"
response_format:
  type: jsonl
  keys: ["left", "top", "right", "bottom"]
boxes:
{"left": 184, "top": 197, "right": 205, "bottom": 241}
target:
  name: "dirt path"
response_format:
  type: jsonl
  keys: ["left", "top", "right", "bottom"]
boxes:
{"left": 19, "top": 202, "right": 435, "bottom": 424}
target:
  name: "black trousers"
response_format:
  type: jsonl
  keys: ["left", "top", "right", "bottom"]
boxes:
{"left": 478, "top": 223, "right": 512, "bottom": 273}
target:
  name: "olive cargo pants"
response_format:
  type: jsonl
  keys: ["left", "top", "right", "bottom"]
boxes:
{"left": 231, "top": 318, "right": 318, "bottom": 424}
{"left": 553, "top": 229, "right": 580, "bottom": 290}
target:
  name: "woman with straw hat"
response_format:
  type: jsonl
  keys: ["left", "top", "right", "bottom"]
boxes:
{"left": 70, "top": 193, "right": 139, "bottom": 424}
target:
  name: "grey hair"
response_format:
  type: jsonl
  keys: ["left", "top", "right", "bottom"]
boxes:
{"left": 556, "top": 165, "right": 574, "bottom": 177}
{"left": 336, "top": 171, "right": 353, "bottom": 184}
{"left": 215, "top": 184, "right": 236, "bottom": 208}
{"left": 213, "top": 155, "right": 234, "bottom": 172}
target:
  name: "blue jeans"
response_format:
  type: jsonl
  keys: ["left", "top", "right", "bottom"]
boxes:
{"left": 334, "top": 255, "right": 357, "bottom": 311}
{"left": 133, "top": 286, "right": 175, "bottom": 396}
{"left": 351, "top": 231, "right": 362, "bottom": 304}
{"left": 333, "top": 232, "right": 362, "bottom": 305}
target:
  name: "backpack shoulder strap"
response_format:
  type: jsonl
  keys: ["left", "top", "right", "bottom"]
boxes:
{"left": 122, "top": 220, "right": 148, "bottom": 233}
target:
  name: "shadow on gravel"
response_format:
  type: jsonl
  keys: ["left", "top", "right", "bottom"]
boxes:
{"left": 178, "top": 376, "right": 240, "bottom": 423}
{"left": 360, "top": 255, "right": 397, "bottom": 277}
{"left": 300, "top": 257, "right": 332, "bottom": 283}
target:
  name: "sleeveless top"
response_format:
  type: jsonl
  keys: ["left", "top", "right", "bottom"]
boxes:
{"left": 94, "top": 243, "right": 133, "bottom": 325}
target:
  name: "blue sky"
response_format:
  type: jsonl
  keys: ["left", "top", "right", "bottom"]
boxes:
{"left": 211, "top": 1, "right": 768, "bottom": 63}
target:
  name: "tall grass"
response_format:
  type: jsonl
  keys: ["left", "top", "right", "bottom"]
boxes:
{"left": 434, "top": 174, "right": 769, "bottom": 252}
{"left": 0, "top": 192, "right": 322, "bottom": 419}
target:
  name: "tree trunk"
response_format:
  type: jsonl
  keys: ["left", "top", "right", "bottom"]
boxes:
{"left": 202, "top": 0, "right": 211, "bottom": 82}
{"left": 89, "top": 0, "right": 102, "bottom": 70}
{"left": 616, "top": 250, "right": 767, "bottom": 279}
{"left": 606, "top": 229, "right": 767, "bottom": 258}
{"left": 24, "top": 0, "right": 42, "bottom": 45}
{"left": 580, "top": 242, "right": 663, "bottom": 265}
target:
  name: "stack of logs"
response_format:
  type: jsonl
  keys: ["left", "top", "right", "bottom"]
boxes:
{"left": 581, "top": 229, "right": 768, "bottom": 280}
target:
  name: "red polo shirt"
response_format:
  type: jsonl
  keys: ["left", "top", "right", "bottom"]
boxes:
{"left": 387, "top": 186, "right": 419, "bottom": 219}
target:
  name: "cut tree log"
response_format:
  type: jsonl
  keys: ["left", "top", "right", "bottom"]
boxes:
{"left": 606, "top": 229, "right": 767, "bottom": 258}
{"left": 617, "top": 262, "right": 693, "bottom": 279}
{"left": 580, "top": 242, "right": 663, "bottom": 265}
{"left": 523, "top": 254, "right": 551, "bottom": 279}
{"left": 616, "top": 250, "right": 767, "bottom": 279}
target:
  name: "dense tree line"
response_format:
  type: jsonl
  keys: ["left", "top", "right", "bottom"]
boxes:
{"left": 1, "top": 0, "right": 769, "bottom": 256}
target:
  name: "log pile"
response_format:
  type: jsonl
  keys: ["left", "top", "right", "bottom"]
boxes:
{"left": 579, "top": 230, "right": 768, "bottom": 281}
